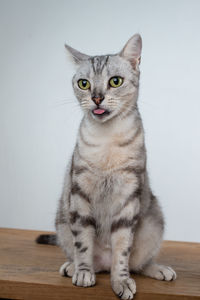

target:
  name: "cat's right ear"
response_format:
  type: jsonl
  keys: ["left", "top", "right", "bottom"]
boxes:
{"left": 119, "top": 34, "right": 142, "bottom": 70}
{"left": 65, "top": 44, "right": 90, "bottom": 65}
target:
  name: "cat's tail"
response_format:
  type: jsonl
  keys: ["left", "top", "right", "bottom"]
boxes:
{"left": 35, "top": 234, "right": 57, "bottom": 246}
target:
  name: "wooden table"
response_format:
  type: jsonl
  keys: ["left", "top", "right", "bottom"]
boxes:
{"left": 0, "top": 228, "right": 199, "bottom": 300}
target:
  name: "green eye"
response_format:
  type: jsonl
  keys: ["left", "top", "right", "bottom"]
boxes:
{"left": 109, "top": 76, "right": 123, "bottom": 88}
{"left": 78, "top": 79, "right": 90, "bottom": 90}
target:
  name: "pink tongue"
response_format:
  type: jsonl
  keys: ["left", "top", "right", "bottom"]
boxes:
{"left": 93, "top": 108, "right": 105, "bottom": 115}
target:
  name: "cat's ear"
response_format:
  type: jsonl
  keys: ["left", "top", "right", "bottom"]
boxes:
{"left": 65, "top": 44, "right": 90, "bottom": 65}
{"left": 119, "top": 34, "right": 142, "bottom": 69}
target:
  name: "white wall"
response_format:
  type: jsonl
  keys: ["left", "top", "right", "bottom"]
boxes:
{"left": 0, "top": 0, "right": 200, "bottom": 242}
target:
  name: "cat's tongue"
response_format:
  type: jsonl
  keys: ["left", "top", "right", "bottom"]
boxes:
{"left": 93, "top": 108, "right": 106, "bottom": 115}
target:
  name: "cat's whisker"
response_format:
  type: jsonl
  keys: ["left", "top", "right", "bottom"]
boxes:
{"left": 51, "top": 98, "right": 78, "bottom": 107}
{"left": 139, "top": 100, "right": 158, "bottom": 111}
{"left": 53, "top": 96, "right": 77, "bottom": 102}
{"left": 52, "top": 102, "right": 78, "bottom": 108}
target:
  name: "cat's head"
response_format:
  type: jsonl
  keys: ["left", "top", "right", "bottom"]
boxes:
{"left": 65, "top": 34, "right": 142, "bottom": 123}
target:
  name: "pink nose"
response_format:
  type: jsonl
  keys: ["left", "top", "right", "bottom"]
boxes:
{"left": 92, "top": 96, "right": 104, "bottom": 105}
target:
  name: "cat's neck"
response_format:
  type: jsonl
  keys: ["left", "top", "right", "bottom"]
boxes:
{"left": 82, "top": 108, "right": 142, "bottom": 137}
{"left": 77, "top": 107, "right": 145, "bottom": 171}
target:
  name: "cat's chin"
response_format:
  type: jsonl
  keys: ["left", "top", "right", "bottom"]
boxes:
{"left": 90, "top": 109, "right": 113, "bottom": 123}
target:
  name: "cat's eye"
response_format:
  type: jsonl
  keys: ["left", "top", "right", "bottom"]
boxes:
{"left": 78, "top": 79, "right": 90, "bottom": 90}
{"left": 109, "top": 76, "right": 123, "bottom": 88}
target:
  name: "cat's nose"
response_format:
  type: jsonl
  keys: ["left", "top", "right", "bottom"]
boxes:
{"left": 92, "top": 95, "right": 104, "bottom": 105}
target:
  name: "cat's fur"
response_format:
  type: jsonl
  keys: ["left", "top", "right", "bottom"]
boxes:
{"left": 38, "top": 34, "right": 176, "bottom": 300}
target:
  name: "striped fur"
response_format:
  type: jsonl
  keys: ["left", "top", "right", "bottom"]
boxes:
{"left": 55, "top": 34, "right": 176, "bottom": 299}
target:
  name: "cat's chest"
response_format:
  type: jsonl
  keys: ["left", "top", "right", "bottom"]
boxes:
{"left": 80, "top": 139, "right": 132, "bottom": 171}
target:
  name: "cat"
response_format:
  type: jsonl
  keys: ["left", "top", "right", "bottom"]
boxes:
{"left": 36, "top": 34, "right": 176, "bottom": 300}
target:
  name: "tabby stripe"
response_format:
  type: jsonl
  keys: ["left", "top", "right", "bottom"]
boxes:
{"left": 124, "top": 187, "right": 143, "bottom": 208}
{"left": 122, "top": 247, "right": 131, "bottom": 256}
{"left": 122, "top": 108, "right": 136, "bottom": 120}
{"left": 100, "top": 55, "right": 109, "bottom": 72}
{"left": 111, "top": 215, "right": 139, "bottom": 233}
{"left": 55, "top": 217, "right": 67, "bottom": 226}
{"left": 68, "top": 156, "right": 74, "bottom": 207}
{"left": 71, "top": 230, "right": 80, "bottom": 236}
{"left": 80, "top": 216, "right": 96, "bottom": 228}
{"left": 149, "top": 192, "right": 165, "bottom": 230}
{"left": 78, "top": 262, "right": 89, "bottom": 268}
{"left": 70, "top": 155, "right": 74, "bottom": 177}
{"left": 55, "top": 197, "right": 67, "bottom": 225}
{"left": 74, "top": 241, "right": 82, "bottom": 248}
{"left": 69, "top": 211, "right": 80, "bottom": 224}
{"left": 91, "top": 57, "right": 96, "bottom": 73}
{"left": 122, "top": 268, "right": 128, "bottom": 272}
{"left": 80, "top": 127, "right": 98, "bottom": 147}
{"left": 91, "top": 56, "right": 105, "bottom": 74}
{"left": 122, "top": 250, "right": 128, "bottom": 256}
{"left": 70, "top": 212, "right": 96, "bottom": 228}
{"left": 118, "top": 103, "right": 131, "bottom": 120}
{"left": 130, "top": 79, "right": 139, "bottom": 88}
{"left": 96, "top": 57, "right": 101, "bottom": 74}
{"left": 121, "top": 166, "right": 145, "bottom": 174}
{"left": 74, "top": 166, "right": 88, "bottom": 175}
{"left": 76, "top": 144, "right": 95, "bottom": 169}
{"left": 78, "top": 268, "right": 90, "bottom": 271}
{"left": 71, "top": 182, "right": 90, "bottom": 203}
{"left": 118, "top": 127, "right": 141, "bottom": 147}
{"left": 79, "top": 247, "right": 88, "bottom": 253}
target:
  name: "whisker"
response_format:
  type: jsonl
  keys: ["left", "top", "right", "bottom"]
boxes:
{"left": 139, "top": 99, "right": 158, "bottom": 111}
{"left": 51, "top": 99, "right": 77, "bottom": 107}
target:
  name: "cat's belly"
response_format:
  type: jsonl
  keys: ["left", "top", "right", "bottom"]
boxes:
{"left": 74, "top": 155, "right": 140, "bottom": 245}
{"left": 94, "top": 211, "right": 112, "bottom": 245}
{"left": 86, "top": 173, "right": 116, "bottom": 245}
{"left": 91, "top": 188, "right": 113, "bottom": 245}
{"left": 93, "top": 239, "right": 112, "bottom": 272}
{"left": 77, "top": 169, "right": 137, "bottom": 244}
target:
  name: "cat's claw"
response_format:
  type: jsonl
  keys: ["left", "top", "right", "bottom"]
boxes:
{"left": 72, "top": 270, "right": 96, "bottom": 287}
{"left": 111, "top": 277, "right": 136, "bottom": 300}
{"left": 59, "top": 261, "right": 75, "bottom": 277}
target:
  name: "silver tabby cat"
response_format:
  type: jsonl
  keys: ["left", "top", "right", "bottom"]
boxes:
{"left": 38, "top": 34, "right": 176, "bottom": 300}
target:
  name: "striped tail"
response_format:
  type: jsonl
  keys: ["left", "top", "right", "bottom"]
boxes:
{"left": 36, "top": 234, "right": 57, "bottom": 246}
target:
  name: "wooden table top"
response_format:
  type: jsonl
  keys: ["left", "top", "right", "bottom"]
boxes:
{"left": 0, "top": 228, "right": 199, "bottom": 300}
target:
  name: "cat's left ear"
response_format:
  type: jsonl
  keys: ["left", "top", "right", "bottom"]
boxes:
{"left": 65, "top": 44, "right": 90, "bottom": 65}
{"left": 119, "top": 34, "right": 142, "bottom": 70}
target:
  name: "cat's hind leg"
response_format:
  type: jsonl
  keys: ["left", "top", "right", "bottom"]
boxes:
{"left": 140, "top": 263, "right": 176, "bottom": 281}
{"left": 129, "top": 200, "right": 176, "bottom": 281}
{"left": 56, "top": 221, "right": 75, "bottom": 278}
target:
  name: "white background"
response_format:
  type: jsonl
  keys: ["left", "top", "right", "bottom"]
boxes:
{"left": 0, "top": 0, "right": 199, "bottom": 242}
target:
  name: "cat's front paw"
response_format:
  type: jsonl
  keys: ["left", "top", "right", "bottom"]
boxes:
{"left": 72, "top": 270, "right": 96, "bottom": 287}
{"left": 111, "top": 277, "right": 136, "bottom": 300}
{"left": 59, "top": 261, "right": 75, "bottom": 277}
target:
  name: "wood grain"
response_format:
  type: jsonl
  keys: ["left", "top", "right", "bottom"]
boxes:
{"left": 0, "top": 228, "right": 199, "bottom": 300}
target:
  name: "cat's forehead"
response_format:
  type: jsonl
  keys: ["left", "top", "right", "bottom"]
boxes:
{"left": 89, "top": 55, "right": 112, "bottom": 75}
{"left": 75, "top": 55, "right": 132, "bottom": 78}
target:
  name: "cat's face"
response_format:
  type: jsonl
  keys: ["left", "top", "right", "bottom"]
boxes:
{"left": 66, "top": 34, "right": 142, "bottom": 123}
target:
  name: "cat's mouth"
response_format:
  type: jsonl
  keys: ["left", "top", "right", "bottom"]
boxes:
{"left": 92, "top": 108, "right": 110, "bottom": 117}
